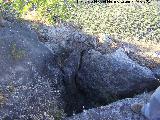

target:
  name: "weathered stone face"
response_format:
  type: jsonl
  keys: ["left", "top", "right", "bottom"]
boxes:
{"left": 0, "top": 22, "right": 64, "bottom": 119}
{"left": 39, "top": 23, "right": 160, "bottom": 117}
{"left": 76, "top": 48, "right": 159, "bottom": 105}
{"left": 47, "top": 31, "right": 98, "bottom": 116}
{"left": 0, "top": 20, "right": 159, "bottom": 119}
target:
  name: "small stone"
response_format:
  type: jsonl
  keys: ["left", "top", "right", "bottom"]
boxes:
{"left": 131, "top": 103, "right": 143, "bottom": 113}
{"left": 0, "top": 93, "right": 5, "bottom": 105}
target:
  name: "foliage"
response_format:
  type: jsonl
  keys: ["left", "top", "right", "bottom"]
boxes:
{"left": 68, "top": 0, "right": 160, "bottom": 43}
{"left": 1, "top": 0, "right": 159, "bottom": 43}
{"left": 0, "top": 0, "right": 76, "bottom": 24}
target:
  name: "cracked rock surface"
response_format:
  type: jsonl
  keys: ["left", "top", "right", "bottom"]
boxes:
{"left": 38, "top": 22, "right": 159, "bottom": 116}
{"left": 0, "top": 21, "right": 65, "bottom": 119}
{"left": 0, "top": 20, "right": 159, "bottom": 119}
{"left": 76, "top": 48, "right": 158, "bottom": 106}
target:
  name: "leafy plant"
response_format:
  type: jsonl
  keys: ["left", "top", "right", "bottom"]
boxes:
{"left": 68, "top": 1, "right": 160, "bottom": 43}
{"left": 0, "top": 0, "right": 76, "bottom": 24}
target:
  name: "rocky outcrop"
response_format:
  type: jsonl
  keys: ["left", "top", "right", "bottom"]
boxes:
{"left": 37, "top": 23, "right": 159, "bottom": 116}
{"left": 77, "top": 48, "right": 158, "bottom": 106}
{"left": 0, "top": 21, "right": 64, "bottom": 119}
{"left": 1, "top": 20, "right": 159, "bottom": 119}
{"left": 40, "top": 24, "right": 98, "bottom": 115}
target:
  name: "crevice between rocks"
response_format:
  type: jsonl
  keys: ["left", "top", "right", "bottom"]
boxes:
{"left": 65, "top": 50, "right": 89, "bottom": 116}
{"left": 61, "top": 48, "right": 160, "bottom": 117}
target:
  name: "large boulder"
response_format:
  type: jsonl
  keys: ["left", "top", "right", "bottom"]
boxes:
{"left": 76, "top": 48, "right": 159, "bottom": 106}
{"left": 0, "top": 22, "right": 64, "bottom": 119}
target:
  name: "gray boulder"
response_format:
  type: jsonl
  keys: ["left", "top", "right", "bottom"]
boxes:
{"left": 0, "top": 22, "right": 64, "bottom": 119}
{"left": 76, "top": 48, "right": 159, "bottom": 106}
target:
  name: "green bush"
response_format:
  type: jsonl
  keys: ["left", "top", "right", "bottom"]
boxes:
{"left": 0, "top": 0, "right": 76, "bottom": 24}
{"left": 69, "top": 1, "right": 160, "bottom": 43}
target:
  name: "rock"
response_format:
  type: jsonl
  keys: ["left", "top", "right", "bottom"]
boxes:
{"left": 65, "top": 92, "right": 152, "bottom": 120}
{"left": 141, "top": 86, "right": 160, "bottom": 120}
{"left": 0, "top": 14, "right": 10, "bottom": 27}
{"left": 0, "top": 21, "right": 64, "bottom": 119}
{"left": 36, "top": 23, "right": 160, "bottom": 116}
{"left": 41, "top": 24, "right": 100, "bottom": 115}
{"left": 44, "top": 30, "right": 97, "bottom": 54}
{"left": 32, "top": 22, "right": 100, "bottom": 116}
{"left": 96, "top": 33, "right": 118, "bottom": 54}
{"left": 76, "top": 48, "right": 159, "bottom": 107}
{"left": 62, "top": 50, "right": 85, "bottom": 115}
{"left": 152, "top": 67, "right": 160, "bottom": 79}
{"left": 36, "top": 22, "right": 97, "bottom": 52}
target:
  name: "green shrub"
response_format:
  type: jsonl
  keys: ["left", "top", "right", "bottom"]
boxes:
{"left": 0, "top": 0, "right": 76, "bottom": 24}
{"left": 69, "top": 1, "right": 160, "bottom": 43}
